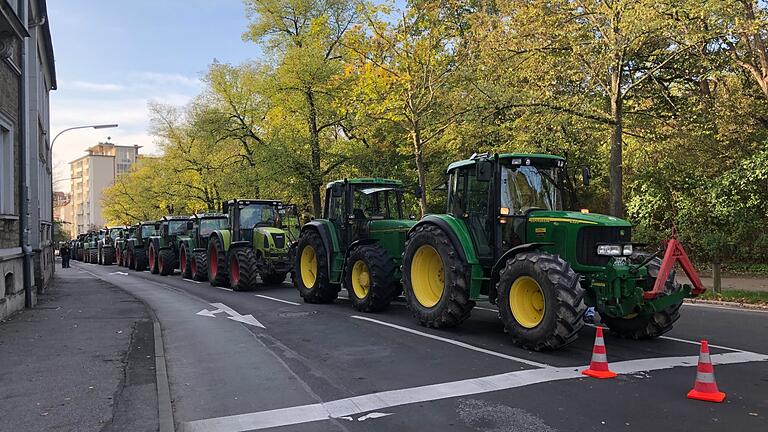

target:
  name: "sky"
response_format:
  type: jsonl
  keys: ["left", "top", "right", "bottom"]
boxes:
{"left": 48, "top": 0, "right": 258, "bottom": 187}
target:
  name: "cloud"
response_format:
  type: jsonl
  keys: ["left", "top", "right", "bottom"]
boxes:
{"left": 67, "top": 80, "right": 126, "bottom": 92}
{"left": 135, "top": 72, "right": 204, "bottom": 89}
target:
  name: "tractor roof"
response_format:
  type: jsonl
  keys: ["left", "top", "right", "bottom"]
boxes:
{"left": 224, "top": 199, "right": 282, "bottom": 207}
{"left": 193, "top": 213, "right": 227, "bottom": 219}
{"left": 447, "top": 153, "right": 566, "bottom": 172}
{"left": 160, "top": 215, "right": 191, "bottom": 221}
{"left": 326, "top": 178, "right": 403, "bottom": 188}
{"left": 139, "top": 221, "right": 156, "bottom": 226}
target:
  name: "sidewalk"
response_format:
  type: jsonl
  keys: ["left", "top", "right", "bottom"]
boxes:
{"left": 0, "top": 263, "right": 159, "bottom": 432}
{"left": 678, "top": 275, "right": 768, "bottom": 292}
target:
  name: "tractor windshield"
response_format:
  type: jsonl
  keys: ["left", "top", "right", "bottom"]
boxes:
{"left": 109, "top": 229, "right": 121, "bottom": 239}
{"left": 240, "top": 204, "right": 277, "bottom": 229}
{"left": 199, "top": 218, "right": 228, "bottom": 236}
{"left": 140, "top": 225, "right": 155, "bottom": 238}
{"left": 500, "top": 165, "right": 563, "bottom": 214}
{"left": 168, "top": 221, "right": 187, "bottom": 235}
{"left": 352, "top": 186, "right": 403, "bottom": 220}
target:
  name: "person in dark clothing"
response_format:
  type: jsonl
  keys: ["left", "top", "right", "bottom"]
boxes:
{"left": 60, "top": 243, "right": 71, "bottom": 268}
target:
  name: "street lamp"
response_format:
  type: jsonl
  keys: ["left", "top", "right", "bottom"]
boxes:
{"left": 49, "top": 124, "right": 118, "bottom": 238}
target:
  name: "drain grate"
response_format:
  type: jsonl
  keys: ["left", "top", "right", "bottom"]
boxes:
{"left": 278, "top": 311, "right": 316, "bottom": 318}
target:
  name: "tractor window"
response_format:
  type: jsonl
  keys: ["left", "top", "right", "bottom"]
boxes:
{"left": 140, "top": 225, "right": 155, "bottom": 238}
{"left": 448, "top": 171, "right": 467, "bottom": 217}
{"left": 466, "top": 170, "right": 492, "bottom": 258}
{"left": 352, "top": 187, "right": 401, "bottom": 220}
{"left": 109, "top": 230, "right": 121, "bottom": 240}
{"left": 500, "top": 165, "right": 562, "bottom": 214}
{"left": 168, "top": 221, "right": 187, "bottom": 235}
{"left": 240, "top": 205, "right": 276, "bottom": 229}
{"left": 199, "top": 218, "right": 228, "bottom": 236}
{"left": 329, "top": 195, "right": 344, "bottom": 221}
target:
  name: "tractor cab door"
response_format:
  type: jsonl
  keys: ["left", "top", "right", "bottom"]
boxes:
{"left": 448, "top": 167, "right": 494, "bottom": 263}
{"left": 326, "top": 185, "right": 347, "bottom": 247}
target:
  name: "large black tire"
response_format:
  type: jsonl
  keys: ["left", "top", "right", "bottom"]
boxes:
{"left": 496, "top": 252, "right": 586, "bottom": 351}
{"left": 179, "top": 245, "right": 193, "bottom": 279}
{"left": 402, "top": 224, "right": 475, "bottom": 328}
{"left": 134, "top": 248, "right": 148, "bottom": 271}
{"left": 148, "top": 244, "right": 160, "bottom": 274}
{"left": 261, "top": 270, "right": 287, "bottom": 285}
{"left": 89, "top": 249, "right": 98, "bottom": 264}
{"left": 344, "top": 244, "right": 398, "bottom": 312}
{"left": 295, "top": 230, "right": 339, "bottom": 303}
{"left": 158, "top": 249, "right": 176, "bottom": 276}
{"left": 602, "top": 253, "right": 683, "bottom": 339}
{"left": 126, "top": 248, "right": 135, "bottom": 270}
{"left": 191, "top": 251, "right": 208, "bottom": 281}
{"left": 102, "top": 247, "right": 115, "bottom": 265}
{"left": 229, "top": 248, "right": 259, "bottom": 291}
{"left": 207, "top": 235, "right": 229, "bottom": 286}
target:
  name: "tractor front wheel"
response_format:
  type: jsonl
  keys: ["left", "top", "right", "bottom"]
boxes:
{"left": 191, "top": 251, "right": 208, "bottom": 281}
{"left": 295, "top": 230, "right": 338, "bottom": 303}
{"left": 402, "top": 224, "right": 474, "bottom": 328}
{"left": 149, "top": 244, "right": 159, "bottom": 274}
{"left": 134, "top": 248, "right": 148, "bottom": 271}
{"left": 602, "top": 253, "right": 682, "bottom": 339}
{"left": 344, "top": 244, "right": 397, "bottom": 312}
{"left": 102, "top": 248, "right": 115, "bottom": 265}
{"left": 207, "top": 236, "right": 229, "bottom": 286}
{"left": 229, "top": 248, "right": 259, "bottom": 291}
{"left": 179, "top": 245, "right": 192, "bottom": 279}
{"left": 497, "top": 251, "right": 586, "bottom": 351}
{"left": 158, "top": 249, "right": 176, "bottom": 276}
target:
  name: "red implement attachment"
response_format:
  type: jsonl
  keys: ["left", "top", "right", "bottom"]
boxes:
{"left": 644, "top": 228, "right": 705, "bottom": 300}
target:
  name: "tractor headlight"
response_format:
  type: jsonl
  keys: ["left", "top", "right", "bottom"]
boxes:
{"left": 597, "top": 245, "right": 622, "bottom": 256}
{"left": 622, "top": 244, "right": 633, "bottom": 256}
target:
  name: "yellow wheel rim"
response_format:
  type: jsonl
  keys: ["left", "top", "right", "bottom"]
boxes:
{"left": 410, "top": 245, "right": 444, "bottom": 308}
{"left": 351, "top": 260, "right": 370, "bottom": 299}
{"left": 300, "top": 245, "right": 317, "bottom": 288}
{"left": 509, "top": 276, "right": 546, "bottom": 328}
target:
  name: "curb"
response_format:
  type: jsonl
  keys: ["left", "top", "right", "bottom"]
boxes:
{"left": 684, "top": 298, "right": 768, "bottom": 311}
{"left": 73, "top": 263, "right": 175, "bottom": 432}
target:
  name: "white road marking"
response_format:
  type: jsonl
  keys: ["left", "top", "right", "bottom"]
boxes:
{"left": 583, "top": 323, "right": 751, "bottom": 353}
{"left": 357, "top": 412, "right": 393, "bottom": 421}
{"left": 350, "top": 315, "right": 550, "bottom": 368}
{"left": 254, "top": 295, "right": 301, "bottom": 306}
{"left": 683, "top": 302, "right": 768, "bottom": 314}
{"left": 474, "top": 306, "right": 498, "bottom": 313}
{"left": 181, "top": 350, "right": 768, "bottom": 432}
{"left": 109, "top": 271, "right": 129, "bottom": 276}
{"left": 216, "top": 287, "right": 233, "bottom": 292}
{"left": 183, "top": 278, "right": 204, "bottom": 284}
{"left": 196, "top": 302, "right": 265, "bottom": 329}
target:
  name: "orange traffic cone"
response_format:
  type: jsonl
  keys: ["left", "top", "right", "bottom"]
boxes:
{"left": 687, "top": 340, "right": 726, "bottom": 403}
{"left": 582, "top": 326, "right": 617, "bottom": 379}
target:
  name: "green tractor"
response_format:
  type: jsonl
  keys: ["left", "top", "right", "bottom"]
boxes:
{"left": 207, "top": 199, "right": 295, "bottom": 291}
{"left": 295, "top": 178, "right": 416, "bottom": 312}
{"left": 72, "top": 233, "right": 87, "bottom": 261}
{"left": 147, "top": 216, "right": 191, "bottom": 276}
{"left": 115, "top": 226, "right": 135, "bottom": 267}
{"left": 125, "top": 221, "right": 158, "bottom": 271}
{"left": 83, "top": 230, "right": 102, "bottom": 263}
{"left": 97, "top": 226, "right": 126, "bottom": 265}
{"left": 177, "top": 213, "right": 230, "bottom": 281}
{"left": 401, "top": 153, "right": 704, "bottom": 351}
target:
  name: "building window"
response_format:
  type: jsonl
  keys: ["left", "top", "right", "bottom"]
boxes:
{"left": 0, "top": 121, "right": 14, "bottom": 215}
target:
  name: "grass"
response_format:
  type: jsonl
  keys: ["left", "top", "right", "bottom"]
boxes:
{"left": 698, "top": 289, "right": 768, "bottom": 305}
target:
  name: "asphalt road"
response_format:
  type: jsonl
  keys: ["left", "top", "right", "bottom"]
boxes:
{"left": 73, "top": 261, "right": 768, "bottom": 432}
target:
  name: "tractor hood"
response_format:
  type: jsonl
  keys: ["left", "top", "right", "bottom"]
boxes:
{"left": 368, "top": 219, "right": 418, "bottom": 232}
{"left": 527, "top": 210, "right": 631, "bottom": 227}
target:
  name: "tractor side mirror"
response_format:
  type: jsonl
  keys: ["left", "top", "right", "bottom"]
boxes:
{"left": 476, "top": 160, "right": 493, "bottom": 182}
{"left": 154, "top": 223, "right": 160, "bottom": 230}
{"left": 414, "top": 186, "right": 423, "bottom": 199}
{"left": 581, "top": 167, "right": 591, "bottom": 187}
{"left": 187, "top": 221, "right": 194, "bottom": 230}
{"left": 331, "top": 184, "right": 344, "bottom": 197}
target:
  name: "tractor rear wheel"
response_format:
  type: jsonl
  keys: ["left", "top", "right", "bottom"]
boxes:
{"left": 229, "top": 248, "right": 259, "bottom": 291}
{"left": 402, "top": 224, "right": 474, "bottom": 328}
{"left": 344, "top": 244, "right": 397, "bottom": 312}
{"left": 497, "top": 251, "right": 586, "bottom": 351}
{"left": 191, "top": 251, "right": 208, "bottom": 281}
{"left": 295, "top": 230, "right": 338, "bottom": 303}
{"left": 207, "top": 235, "right": 229, "bottom": 286}
{"left": 179, "top": 245, "right": 192, "bottom": 279}
{"left": 602, "top": 253, "right": 683, "bottom": 339}
{"left": 149, "top": 244, "right": 159, "bottom": 274}
{"left": 261, "top": 270, "right": 287, "bottom": 285}
{"left": 89, "top": 249, "right": 98, "bottom": 263}
{"left": 158, "top": 249, "right": 176, "bottom": 276}
{"left": 134, "top": 248, "right": 148, "bottom": 271}
{"left": 102, "top": 248, "right": 115, "bottom": 265}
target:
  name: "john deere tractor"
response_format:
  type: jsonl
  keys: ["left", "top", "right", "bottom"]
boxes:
{"left": 147, "top": 216, "right": 191, "bottom": 276}
{"left": 207, "top": 199, "right": 294, "bottom": 291}
{"left": 295, "top": 179, "right": 416, "bottom": 312}
{"left": 125, "top": 221, "right": 157, "bottom": 271}
{"left": 401, "top": 153, "right": 704, "bottom": 351}
{"left": 177, "top": 213, "right": 230, "bottom": 281}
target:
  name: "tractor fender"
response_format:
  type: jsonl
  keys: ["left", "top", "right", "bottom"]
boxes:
{"left": 209, "top": 230, "right": 232, "bottom": 252}
{"left": 300, "top": 220, "right": 339, "bottom": 278}
{"left": 408, "top": 215, "right": 479, "bottom": 265}
{"left": 488, "top": 243, "right": 554, "bottom": 304}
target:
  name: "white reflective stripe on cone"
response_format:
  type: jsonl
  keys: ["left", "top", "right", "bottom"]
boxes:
{"left": 591, "top": 353, "right": 608, "bottom": 363}
{"left": 695, "top": 371, "right": 716, "bottom": 383}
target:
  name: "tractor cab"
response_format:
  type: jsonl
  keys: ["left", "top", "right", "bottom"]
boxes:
{"left": 188, "top": 213, "right": 229, "bottom": 250}
{"left": 223, "top": 199, "right": 283, "bottom": 246}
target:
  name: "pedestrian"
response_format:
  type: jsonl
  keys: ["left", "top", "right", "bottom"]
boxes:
{"left": 60, "top": 242, "right": 71, "bottom": 268}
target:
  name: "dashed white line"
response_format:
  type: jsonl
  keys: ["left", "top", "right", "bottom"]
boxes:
{"left": 180, "top": 350, "right": 768, "bottom": 432}
{"left": 254, "top": 295, "right": 301, "bottom": 306}
{"left": 216, "top": 287, "right": 233, "bottom": 292}
{"left": 350, "top": 315, "right": 550, "bottom": 368}
{"left": 183, "top": 278, "right": 204, "bottom": 284}
{"left": 474, "top": 306, "right": 498, "bottom": 313}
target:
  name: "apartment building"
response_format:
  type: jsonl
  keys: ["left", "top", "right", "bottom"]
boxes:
{"left": 69, "top": 142, "right": 140, "bottom": 235}
{"left": 1, "top": 0, "right": 57, "bottom": 319}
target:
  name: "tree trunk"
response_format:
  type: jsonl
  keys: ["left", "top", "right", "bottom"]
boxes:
{"left": 609, "top": 70, "right": 624, "bottom": 218}
{"left": 305, "top": 89, "right": 323, "bottom": 218}
{"left": 411, "top": 121, "right": 428, "bottom": 217}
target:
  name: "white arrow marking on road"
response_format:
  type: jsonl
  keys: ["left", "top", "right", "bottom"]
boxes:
{"left": 196, "top": 303, "right": 266, "bottom": 329}
{"left": 357, "top": 412, "right": 393, "bottom": 421}
{"left": 109, "top": 271, "right": 129, "bottom": 275}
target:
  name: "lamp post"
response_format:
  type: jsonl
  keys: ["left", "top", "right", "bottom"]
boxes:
{"left": 50, "top": 124, "right": 117, "bottom": 241}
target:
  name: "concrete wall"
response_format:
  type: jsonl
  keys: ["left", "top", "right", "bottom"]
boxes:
{"left": 89, "top": 156, "right": 115, "bottom": 228}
